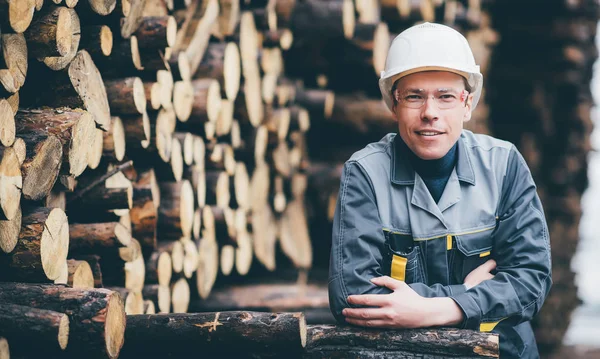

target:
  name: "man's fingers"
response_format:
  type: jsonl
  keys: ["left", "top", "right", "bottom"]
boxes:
{"left": 342, "top": 307, "right": 391, "bottom": 320}
{"left": 481, "top": 259, "right": 497, "bottom": 272}
{"left": 371, "top": 276, "right": 406, "bottom": 291}
{"left": 347, "top": 293, "right": 390, "bottom": 307}
{"left": 345, "top": 317, "right": 392, "bottom": 328}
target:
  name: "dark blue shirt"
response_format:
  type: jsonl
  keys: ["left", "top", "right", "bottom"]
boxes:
{"left": 406, "top": 140, "right": 458, "bottom": 203}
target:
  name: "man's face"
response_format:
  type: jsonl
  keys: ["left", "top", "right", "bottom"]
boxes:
{"left": 392, "top": 71, "right": 473, "bottom": 160}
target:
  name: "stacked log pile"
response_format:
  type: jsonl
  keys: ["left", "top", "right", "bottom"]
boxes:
{"left": 485, "top": 0, "right": 600, "bottom": 355}
{"left": 0, "top": 0, "right": 589, "bottom": 358}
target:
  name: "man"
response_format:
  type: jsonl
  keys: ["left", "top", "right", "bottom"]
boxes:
{"left": 328, "top": 22, "right": 552, "bottom": 359}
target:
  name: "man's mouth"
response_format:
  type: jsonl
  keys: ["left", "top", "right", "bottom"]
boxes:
{"left": 416, "top": 130, "right": 444, "bottom": 136}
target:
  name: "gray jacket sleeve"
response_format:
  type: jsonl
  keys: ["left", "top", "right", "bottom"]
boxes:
{"left": 449, "top": 146, "right": 553, "bottom": 329}
{"left": 328, "top": 161, "right": 391, "bottom": 323}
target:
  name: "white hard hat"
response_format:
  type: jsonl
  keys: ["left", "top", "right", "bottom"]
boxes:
{"left": 379, "top": 22, "right": 483, "bottom": 113}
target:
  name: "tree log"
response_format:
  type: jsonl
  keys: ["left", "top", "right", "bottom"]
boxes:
{"left": 0, "top": 206, "right": 68, "bottom": 282}
{"left": 106, "top": 287, "right": 144, "bottom": 315}
{"left": 80, "top": 0, "right": 118, "bottom": 15}
{"left": 103, "top": 116, "right": 126, "bottom": 162}
{"left": 16, "top": 131, "right": 62, "bottom": 201}
{"left": 0, "top": 283, "right": 126, "bottom": 359}
{"left": 173, "top": 80, "right": 194, "bottom": 122}
{"left": 101, "top": 253, "right": 145, "bottom": 291}
{"left": 95, "top": 36, "right": 143, "bottom": 75}
{"left": 290, "top": 0, "right": 354, "bottom": 42}
{"left": 73, "top": 254, "right": 104, "bottom": 287}
{"left": 40, "top": 7, "right": 80, "bottom": 71}
{"left": 205, "top": 170, "right": 230, "bottom": 207}
{"left": 16, "top": 108, "right": 96, "bottom": 177}
{"left": 157, "top": 180, "right": 194, "bottom": 239}
{"left": 120, "top": 311, "right": 306, "bottom": 357}
{"left": 157, "top": 239, "right": 183, "bottom": 273}
{"left": 194, "top": 42, "right": 240, "bottom": 101}
{"left": 134, "top": 15, "right": 176, "bottom": 49}
{"left": 121, "top": 111, "right": 151, "bottom": 150}
{"left": 295, "top": 87, "right": 334, "bottom": 120}
{"left": 304, "top": 325, "right": 499, "bottom": 358}
{"left": 80, "top": 25, "right": 113, "bottom": 57}
{"left": 171, "top": 276, "right": 190, "bottom": 313}
{"left": 0, "top": 33, "right": 27, "bottom": 96}
{"left": 0, "top": 0, "right": 36, "bottom": 33}
{"left": 25, "top": 5, "right": 73, "bottom": 58}
{"left": 0, "top": 205, "right": 20, "bottom": 253}
{"left": 130, "top": 174, "right": 158, "bottom": 250}
{"left": 69, "top": 185, "right": 133, "bottom": 213}
{"left": 234, "top": 64, "right": 263, "bottom": 128}
{"left": 145, "top": 250, "right": 172, "bottom": 286}
{"left": 68, "top": 222, "right": 133, "bottom": 260}
{"left": 215, "top": 0, "right": 239, "bottom": 37}
{"left": 177, "top": 78, "right": 221, "bottom": 132}
{"left": 142, "top": 284, "right": 170, "bottom": 313}
{"left": 104, "top": 77, "right": 147, "bottom": 115}
{"left": 0, "top": 303, "right": 69, "bottom": 354}
{"left": 66, "top": 258, "right": 95, "bottom": 288}
{"left": 195, "top": 235, "right": 218, "bottom": 299}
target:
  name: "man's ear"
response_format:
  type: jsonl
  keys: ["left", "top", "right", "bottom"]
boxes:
{"left": 463, "top": 93, "right": 474, "bottom": 123}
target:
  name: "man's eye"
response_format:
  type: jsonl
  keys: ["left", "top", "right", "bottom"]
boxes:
{"left": 404, "top": 95, "right": 423, "bottom": 101}
{"left": 439, "top": 94, "right": 456, "bottom": 101}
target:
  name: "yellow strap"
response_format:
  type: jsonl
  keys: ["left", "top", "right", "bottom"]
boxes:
{"left": 446, "top": 235, "right": 452, "bottom": 250}
{"left": 479, "top": 251, "right": 491, "bottom": 257}
{"left": 391, "top": 255, "right": 407, "bottom": 281}
{"left": 480, "top": 320, "right": 502, "bottom": 332}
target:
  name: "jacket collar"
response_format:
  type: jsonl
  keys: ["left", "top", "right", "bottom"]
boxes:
{"left": 390, "top": 132, "right": 476, "bottom": 186}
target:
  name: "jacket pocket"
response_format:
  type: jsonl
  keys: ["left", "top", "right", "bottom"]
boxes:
{"left": 453, "top": 226, "right": 495, "bottom": 281}
{"left": 383, "top": 231, "right": 425, "bottom": 284}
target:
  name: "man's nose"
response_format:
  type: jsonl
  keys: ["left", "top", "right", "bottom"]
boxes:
{"left": 421, "top": 96, "right": 439, "bottom": 121}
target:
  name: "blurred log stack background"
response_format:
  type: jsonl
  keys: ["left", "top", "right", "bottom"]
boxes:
{"left": 0, "top": 0, "right": 596, "bottom": 358}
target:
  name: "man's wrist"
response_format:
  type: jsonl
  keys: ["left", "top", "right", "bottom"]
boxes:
{"left": 422, "top": 297, "right": 464, "bottom": 327}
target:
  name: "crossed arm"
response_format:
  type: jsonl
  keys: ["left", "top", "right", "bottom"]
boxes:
{"left": 342, "top": 260, "right": 497, "bottom": 328}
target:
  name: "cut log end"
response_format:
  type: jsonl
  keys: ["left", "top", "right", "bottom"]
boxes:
{"left": 100, "top": 25, "right": 113, "bottom": 56}
{"left": 68, "top": 259, "right": 95, "bottom": 289}
{"left": 70, "top": 111, "right": 96, "bottom": 176}
{"left": 220, "top": 244, "right": 235, "bottom": 275}
{"left": 40, "top": 208, "right": 70, "bottom": 280}
{"left": 106, "top": 291, "right": 126, "bottom": 358}
{"left": 21, "top": 135, "right": 62, "bottom": 201}
{"left": 224, "top": 42, "right": 241, "bottom": 100}
{"left": 55, "top": 7, "right": 74, "bottom": 57}
{"left": 0, "top": 206, "right": 21, "bottom": 253}
{"left": 87, "top": 128, "right": 104, "bottom": 170}
{"left": 89, "top": 0, "right": 118, "bottom": 15}
{"left": 173, "top": 81, "right": 194, "bottom": 122}
{"left": 0, "top": 100, "right": 15, "bottom": 147}
{"left": 58, "top": 311, "right": 70, "bottom": 350}
{"left": 343, "top": 0, "right": 356, "bottom": 39}
{"left": 171, "top": 277, "right": 190, "bottom": 313}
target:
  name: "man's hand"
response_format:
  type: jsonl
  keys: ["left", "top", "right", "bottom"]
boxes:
{"left": 463, "top": 259, "right": 496, "bottom": 290}
{"left": 342, "top": 276, "right": 463, "bottom": 328}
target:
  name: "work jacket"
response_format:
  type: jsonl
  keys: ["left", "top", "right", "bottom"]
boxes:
{"left": 328, "top": 130, "right": 552, "bottom": 358}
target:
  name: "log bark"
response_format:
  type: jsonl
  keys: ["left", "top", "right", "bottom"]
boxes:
{"left": 295, "top": 87, "right": 334, "bottom": 120}
{"left": 130, "top": 175, "right": 158, "bottom": 250}
{"left": 194, "top": 42, "right": 240, "bottom": 101}
{"left": 104, "top": 77, "right": 147, "bottom": 115}
{"left": 290, "top": 0, "right": 354, "bottom": 41}
{"left": 157, "top": 180, "right": 195, "bottom": 239}
{"left": 81, "top": 25, "right": 113, "bottom": 57}
{"left": 120, "top": 311, "right": 306, "bottom": 357}
{"left": 0, "top": 303, "right": 69, "bottom": 354}
{"left": 25, "top": 5, "right": 73, "bottom": 58}
{"left": 304, "top": 325, "right": 499, "bottom": 358}
{"left": 16, "top": 108, "right": 96, "bottom": 177}
{"left": 189, "top": 282, "right": 329, "bottom": 314}
{"left": 215, "top": 0, "right": 239, "bottom": 37}
{"left": 40, "top": 7, "right": 80, "bottom": 71}
{"left": 0, "top": 207, "right": 68, "bottom": 282}
{"left": 68, "top": 222, "right": 133, "bottom": 260}
{"left": 134, "top": 15, "right": 176, "bottom": 49}
{"left": 143, "top": 81, "right": 162, "bottom": 110}
{"left": 69, "top": 185, "right": 133, "bottom": 213}
{"left": 18, "top": 131, "right": 63, "bottom": 201}
{"left": 0, "top": 283, "right": 126, "bottom": 359}
{"left": 263, "top": 28, "right": 294, "bottom": 50}
{"left": 0, "top": 33, "right": 27, "bottom": 96}
{"left": 95, "top": 35, "right": 143, "bottom": 75}
{"left": 121, "top": 111, "right": 151, "bottom": 150}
